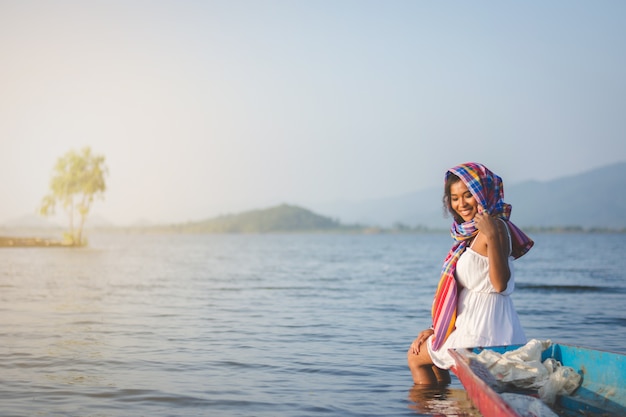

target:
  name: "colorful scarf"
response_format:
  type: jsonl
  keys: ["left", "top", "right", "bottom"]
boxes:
{"left": 431, "top": 162, "right": 534, "bottom": 351}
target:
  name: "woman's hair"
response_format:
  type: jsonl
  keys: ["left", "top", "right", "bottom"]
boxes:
{"left": 443, "top": 172, "right": 464, "bottom": 224}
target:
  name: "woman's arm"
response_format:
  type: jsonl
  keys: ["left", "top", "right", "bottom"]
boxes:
{"left": 474, "top": 213, "right": 511, "bottom": 292}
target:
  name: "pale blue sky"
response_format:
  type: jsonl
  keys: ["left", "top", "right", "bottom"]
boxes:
{"left": 1, "top": 1, "right": 625, "bottom": 225}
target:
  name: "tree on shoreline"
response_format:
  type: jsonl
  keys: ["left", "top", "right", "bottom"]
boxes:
{"left": 39, "top": 147, "right": 108, "bottom": 246}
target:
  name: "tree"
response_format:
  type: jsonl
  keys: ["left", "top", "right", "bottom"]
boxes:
{"left": 39, "top": 147, "right": 108, "bottom": 246}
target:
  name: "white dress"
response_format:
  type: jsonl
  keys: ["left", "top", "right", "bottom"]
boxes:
{"left": 427, "top": 226, "right": 527, "bottom": 369}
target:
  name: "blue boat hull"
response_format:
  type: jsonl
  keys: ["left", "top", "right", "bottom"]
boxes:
{"left": 541, "top": 344, "right": 625, "bottom": 415}
{"left": 451, "top": 343, "right": 626, "bottom": 417}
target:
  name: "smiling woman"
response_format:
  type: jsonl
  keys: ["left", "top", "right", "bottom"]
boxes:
{"left": 449, "top": 180, "right": 479, "bottom": 223}
{"left": 407, "top": 162, "right": 534, "bottom": 385}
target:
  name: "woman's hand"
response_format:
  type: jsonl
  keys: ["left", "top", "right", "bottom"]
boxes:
{"left": 410, "top": 328, "right": 434, "bottom": 355}
{"left": 474, "top": 211, "right": 498, "bottom": 238}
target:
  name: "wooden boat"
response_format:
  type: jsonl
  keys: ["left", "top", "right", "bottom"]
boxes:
{"left": 450, "top": 343, "right": 626, "bottom": 417}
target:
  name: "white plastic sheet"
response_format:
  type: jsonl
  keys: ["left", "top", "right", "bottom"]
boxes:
{"left": 463, "top": 339, "right": 582, "bottom": 407}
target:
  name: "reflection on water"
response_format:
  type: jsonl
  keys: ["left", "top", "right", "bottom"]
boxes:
{"left": 407, "top": 385, "right": 482, "bottom": 416}
{"left": 0, "top": 232, "right": 624, "bottom": 416}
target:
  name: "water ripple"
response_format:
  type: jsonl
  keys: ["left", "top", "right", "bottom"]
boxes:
{"left": 0, "top": 233, "right": 623, "bottom": 416}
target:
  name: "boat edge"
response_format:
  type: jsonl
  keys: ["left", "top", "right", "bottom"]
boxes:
{"left": 449, "top": 348, "right": 523, "bottom": 417}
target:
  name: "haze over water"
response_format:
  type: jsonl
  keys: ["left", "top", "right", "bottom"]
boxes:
{"left": 2, "top": 1, "right": 626, "bottom": 226}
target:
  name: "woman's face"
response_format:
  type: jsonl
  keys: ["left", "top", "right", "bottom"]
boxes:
{"left": 449, "top": 181, "right": 479, "bottom": 222}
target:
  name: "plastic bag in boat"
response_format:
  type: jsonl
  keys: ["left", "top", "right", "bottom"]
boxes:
{"left": 538, "top": 360, "right": 582, "bottom": 405}
{"left": 469, "top": 339, "right": 552, "bottom": 389}
{"left": 464, "top": 339, "right": 582, "bottom": 405}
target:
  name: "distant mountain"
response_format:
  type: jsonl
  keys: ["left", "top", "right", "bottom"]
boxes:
{"left": 309, "top": 162, "right": 626, "bottom": 230}
{"left": 506, "top": 162, "right": 626, "bottom": 229}
{"left": 175, "top": 204, "right": 351, "bottom": 233}
{"left": 7, "top": 162, "right": 624, "bottom": 233}
{"left": 309, "top": 188, "right": 447, "bottom": 230}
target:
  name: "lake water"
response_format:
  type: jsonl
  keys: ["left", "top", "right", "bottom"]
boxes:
{"left": 1, "top": 232, "right": 624, "bottom": 417}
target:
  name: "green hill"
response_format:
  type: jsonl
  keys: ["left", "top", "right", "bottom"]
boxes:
{"left": 176, "top": 204, "right": 349, "bottom": 233}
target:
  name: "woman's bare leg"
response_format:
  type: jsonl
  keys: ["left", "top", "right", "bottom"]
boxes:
{"left": 432, "top": 366, "right": 451, "bottom": 384}
{"left": 407, "top": 340, "right": 439, "bottom": 385}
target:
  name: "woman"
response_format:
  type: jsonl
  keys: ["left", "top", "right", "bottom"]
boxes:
{"left": 407, "top": 162, "right": 534, "bottom": 385}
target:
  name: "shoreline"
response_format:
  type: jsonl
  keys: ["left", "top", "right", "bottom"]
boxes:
{"left": 2, "top": 225, "right": 625, "bottom": 248}
{"left": 0, "top": 236, "right": 69, "bottom": 247}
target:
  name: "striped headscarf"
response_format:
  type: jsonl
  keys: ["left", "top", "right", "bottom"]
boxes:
{"left": 430, "top": 162, "right": 534, "bottom": 351}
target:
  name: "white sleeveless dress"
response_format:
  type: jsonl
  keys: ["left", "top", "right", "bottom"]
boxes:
{"left": 427, "top": 225, "right": 527, "bottom": 369}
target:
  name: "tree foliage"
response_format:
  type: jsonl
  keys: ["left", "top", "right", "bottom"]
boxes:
{"left": 39, "top": 147, "right": 108, "bottom": 246}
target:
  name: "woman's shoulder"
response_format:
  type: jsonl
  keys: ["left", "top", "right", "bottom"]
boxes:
{"left": 472, "top": 219, "right": 510, "bottom": 256}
